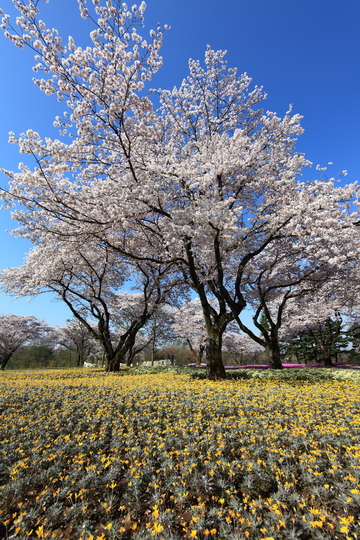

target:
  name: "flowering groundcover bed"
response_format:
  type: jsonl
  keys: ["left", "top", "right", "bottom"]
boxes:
{"left": 0, "top": 369, "right": 359, "bottom": 540}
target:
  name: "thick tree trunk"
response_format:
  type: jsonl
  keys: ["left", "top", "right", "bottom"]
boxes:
{"left": 0, "top": 352, "right": 15, "bottom": 370}
{"left": 105, "top": 353, "right": 122, "bottom": 372}
{"left": 317, "top": 337, "right": 334, "bottom": 367}
{"left": 205, "top": 333, "right": 226, "bottom": 380}
{"left": 267, "top": 340, "right": 283, "bottom": 369}
{"left": 105, "top": 356, "right": 113, "bottom": 372}
{"left": 322, "top": 346, "right": 334, "bottom": 367}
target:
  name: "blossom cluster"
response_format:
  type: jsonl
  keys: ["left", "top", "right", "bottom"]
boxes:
{"left": 0, "top": 369, "right": 359, "bottom": 539}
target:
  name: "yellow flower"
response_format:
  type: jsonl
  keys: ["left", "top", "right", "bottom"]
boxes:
{"left": 35, "top": 525, "right": 44, "bottom": 537}
{"left": 310, "top": 521, "right": 323, "bottom": 528}
{"left": 340, "top": 516, "right": 354, "bottom": 525}
{"left": 190, "top": 531, "right": 198, "bottom": 539}
{"left": 151, "top": 523, "right": 164, "bottom": 536}
{"left": 344, "top": 474, "right": 356, "bottom": 481}
{"left": 152, "top": 505, "right": 160, "bottom": 518}
{"left": 309, "top": 507, "right": 320, "bottom": 515}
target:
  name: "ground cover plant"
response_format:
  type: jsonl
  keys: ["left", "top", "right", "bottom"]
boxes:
{"left": 0, "top": 369, "right": 359, "bottom": 539}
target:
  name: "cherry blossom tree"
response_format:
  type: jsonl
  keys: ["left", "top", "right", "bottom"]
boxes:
{"left": 129, "top": 51, "right": 359, "bottom": 377}
{"left": 234, "top": 181, "right": 359, "bottom": 368}
{"left": 110, "top": 294, "right": 176, "bottom": 366}
{"left": 0, "top": 237, "right": 176, "bottom": 371}
{"left": 171, "top": 299, "right": 206, "bottom": 366}
{"left": 222, "top": 327, "right": 261, "bottom": 366}
{"left": 1, "top": 1, "right": 360, "bottom": 380}
{"left": 141, "top": 307, "right": 175, "bottom": 365}
{"left": 0, "top": 313, "right": 50, "bottom": 369}
{"left": 56, "top": 318, "right": 98, "bottom": 367}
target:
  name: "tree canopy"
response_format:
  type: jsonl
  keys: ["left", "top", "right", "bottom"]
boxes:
{"left": 0, "top": 313, "right": 51, "bottom": 369}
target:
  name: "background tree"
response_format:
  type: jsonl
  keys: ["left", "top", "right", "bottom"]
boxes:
{"left": 234, "top": 184, "right": 358, "bottom": 368}
{"left": 171, "top": 299, "right": 206, "bottom": 366}
{"left": 283, "top": 331, "right": 319, "bottom": 364}
{"left": 0, "top": 238, "right": 176, "bottom": 371}
{"left": 283, "top": 316, "right": 349, "bottom": 366}
{"left": 0, "top": 313, "right": 50, "bottom": 370}
{"left": 57, "top": 318, "right": 98, "bottom": 367}
{"left": 222, "top": 327, "right": 261, "bottom": 366}
{"left": 141, "top": 307, "right": 176, "bottom": 366}
{"left": 281, "top": 285, "right": 353, "bottom": 366}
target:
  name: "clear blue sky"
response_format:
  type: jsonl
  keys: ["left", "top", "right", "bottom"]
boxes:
{"left": 0, "top": 0, "right": 360, "bottom": 326}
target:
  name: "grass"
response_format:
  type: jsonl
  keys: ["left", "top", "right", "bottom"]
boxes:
{"left": 0, "top": 368, "right": 359, "bottom": 539}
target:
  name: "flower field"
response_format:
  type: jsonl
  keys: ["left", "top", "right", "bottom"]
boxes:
{"left": 0, "top": 370, "right": 359, "bottom": 540}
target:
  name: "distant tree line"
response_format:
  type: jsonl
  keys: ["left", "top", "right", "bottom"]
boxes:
{"left": 1, "top": 308, "right": 360, "bottom": 371}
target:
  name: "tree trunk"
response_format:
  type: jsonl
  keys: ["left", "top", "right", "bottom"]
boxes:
{"left": 125, "top": 350, "right": 133, "bottom": 367}
{"left": 105, "top": 353, "right": 122, "bottom": 372}
{"left": 187, "top": 339, "right": 205, "bottom": 367}
{"left": 322, "top": 346, "right": 334, "bottom": 367}
{"left": 77, "top": 352, "right": 84, "bottom": 367}
{"left": 0, "top": 351, "right": 15, "bottom": 370}
{"left": 267, "top": 340, "right": 283, "bottom": 370}
{"left": 150, "top": 324, "right": 156, "bottom": 367}
{"left": 205, "top": 333, "right": 226, "bottom": 380}
{"left": 105, "top": 356, "right": 113, "bottom": 372}
{"left": 316, "top": 337, "right": 334, "bottom": 367}
{"left": 198, "top": 344, "right": 205, "bottom": 367}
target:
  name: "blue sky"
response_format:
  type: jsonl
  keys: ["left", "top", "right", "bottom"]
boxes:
{"left": 0, "top": 0, "right": 360, "bottom": 326}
